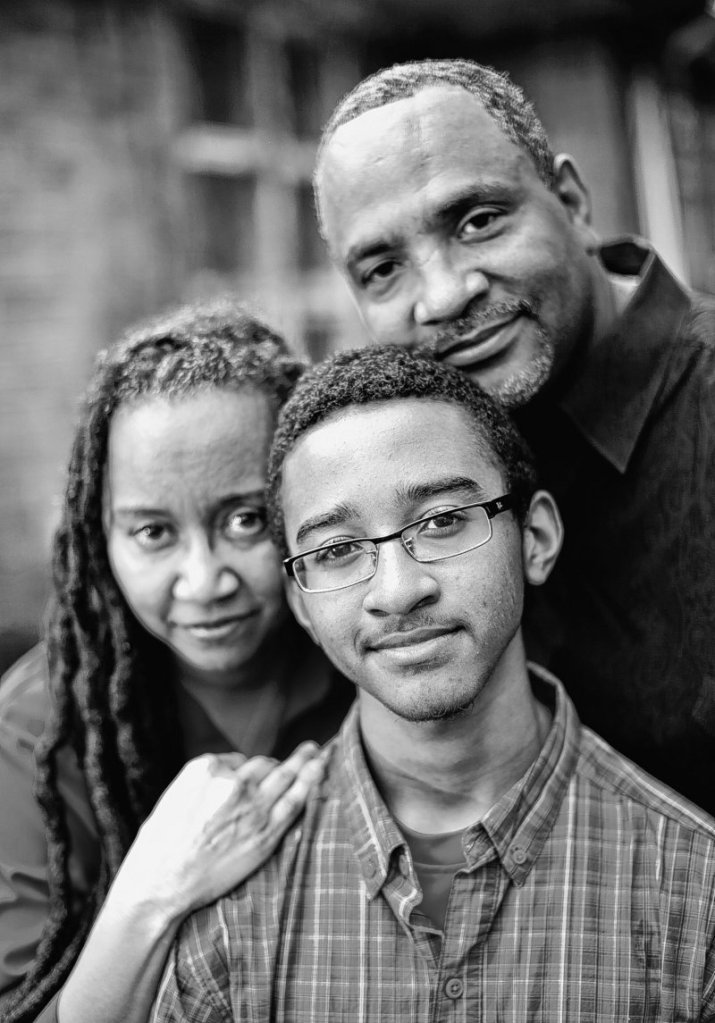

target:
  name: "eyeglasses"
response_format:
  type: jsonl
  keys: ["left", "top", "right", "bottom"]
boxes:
{"left": 284, "top": 494, "right": 513, "bottom": 593}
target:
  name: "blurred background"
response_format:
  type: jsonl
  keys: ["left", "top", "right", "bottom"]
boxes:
{"left": 1, "top": 0, "right": 714, "bottom": 668}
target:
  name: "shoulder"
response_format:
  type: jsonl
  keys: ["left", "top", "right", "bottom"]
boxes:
{"left": 176, "top": 738, "right": 349, "bottom": 942}
{"left": 162, "top": 788, "right": 330, "bottom": 1012}
{"left": 684, "top": 290, "right": 715, "bottom": 342}
{"left": 675, "top": 290, "right": 715, "bottom": 373}
{"left": 577, "top": 725, "right": 715, "bottom": 846}
{"left": 0, "top": 644, "right": 52, "bottom": 746}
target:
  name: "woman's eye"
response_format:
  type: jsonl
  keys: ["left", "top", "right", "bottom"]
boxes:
{"left": 225, "top": 508, "right": 267, "bottom": 539}
{"left": 132, "top": 523, "right": 172, "bottom": 549}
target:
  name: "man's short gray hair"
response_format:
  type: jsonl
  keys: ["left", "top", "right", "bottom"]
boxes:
{"left": 314, "top": 58, "right": 555, "bottom": 238}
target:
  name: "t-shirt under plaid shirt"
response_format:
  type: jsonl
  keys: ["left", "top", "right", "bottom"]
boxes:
{"left": 152, "top": 667, "right": 715, "bottom": 1022}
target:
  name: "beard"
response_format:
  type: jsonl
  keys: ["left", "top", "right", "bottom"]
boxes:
{"left": 393, "top": 688, "right": 478, "bottom": 723}
{"left": 431, "top": 300, "right": 555, "bottom": 409}
{"left": 489, "top": 328, "right": 554, "bottom": 408}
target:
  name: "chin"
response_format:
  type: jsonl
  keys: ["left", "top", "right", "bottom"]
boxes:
{"left": 483, "top": 333, "right": 555, "bottom": 409}
{"left": 388, "top": 688, "right": 478, "bottom": 723}
{"left": 179, "top": 648, "right": 261, "bottom": 680}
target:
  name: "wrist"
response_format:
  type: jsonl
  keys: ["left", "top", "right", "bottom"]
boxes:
{"left": 106, "top": 860, "right": 191, "bottom": 931}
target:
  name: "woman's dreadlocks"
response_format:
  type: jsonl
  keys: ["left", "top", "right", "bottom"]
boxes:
{"left": 4, "top": 299, "right": 306, "bottom": 1022}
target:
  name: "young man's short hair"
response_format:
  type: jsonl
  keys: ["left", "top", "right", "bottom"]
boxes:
{"left": 267, "top": 345, "right": 538, "bottom": 559}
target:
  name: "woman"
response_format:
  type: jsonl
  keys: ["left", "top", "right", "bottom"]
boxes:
{"left": 0, "top": 300, "right": 353, "bottom": 1023}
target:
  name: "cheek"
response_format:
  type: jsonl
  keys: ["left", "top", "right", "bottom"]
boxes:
{"left": 525, "top": 230, "right": 589, "bottom": 310}
{"left": 239, "top": 543, "right": 286, "bottom": 608}
{"left": 107, "top": 540, "right": 171, "bottom": 621}
{"left": 360, "top": 296, "right": 412, "bottom": 344}
{"left": 308, "top": 600, "right": 356, "bottom": 662}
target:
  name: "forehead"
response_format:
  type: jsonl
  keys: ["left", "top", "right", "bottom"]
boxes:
{"left": 281, "top": 399, "right": 504, "bottom": 535}
{"left": 318, "top": 85, "right": 536, "bottom": 257}
{"left": 106, "top": 387, "right": 273, "bottom": 497}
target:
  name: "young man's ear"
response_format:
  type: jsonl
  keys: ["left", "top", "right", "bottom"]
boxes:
{"left": 287, "top": 580, "right": 320, "bottom": 646}
{"left": 552, "top": 154, "right": 599, "bottom": 252}
{"left": 522, "top": 490, "right": 563, "bottom": 586}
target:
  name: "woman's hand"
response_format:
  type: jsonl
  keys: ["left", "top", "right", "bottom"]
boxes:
{"left": 57, "top": 744, "right": 327, "bottom": 1023}
{"left": 110, "top": 741, "right": 327, "bottom": 921}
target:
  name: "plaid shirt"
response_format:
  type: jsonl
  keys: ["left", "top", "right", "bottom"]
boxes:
{"left": 152, "top": 667, "right": 715, "bottom": 1022}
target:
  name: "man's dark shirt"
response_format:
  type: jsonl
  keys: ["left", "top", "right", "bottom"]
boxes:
{"left": 518, "top": 239, "right": 715, "bottom": 813}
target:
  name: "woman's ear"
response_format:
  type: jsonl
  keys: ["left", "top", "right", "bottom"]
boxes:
{"left": 287, "top": 581, "right": 321, "bottom": 647}
{"left": 522, "top": 490, "right": 564, "bottom": 586}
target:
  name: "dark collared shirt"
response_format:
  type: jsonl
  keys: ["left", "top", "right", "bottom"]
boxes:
{"left": 518, "top": 240, "right": 715, "bottom": 812}
{"left": 152, "top": 668, "right": 715, "bottom": 1023}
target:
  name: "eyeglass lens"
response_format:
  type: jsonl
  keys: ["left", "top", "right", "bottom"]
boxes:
{"left": 294, "top": 504, "right": 492, "bottom": 593}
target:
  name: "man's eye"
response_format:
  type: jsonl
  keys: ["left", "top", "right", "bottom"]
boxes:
{"left": 362, "top": 259, "right": 399, "bottom": 289}
{"left": 225, "top": 508, "right": 267, "bottom": 539}
{"left": 459, "top": 208, "right": 502, "bottom": 237}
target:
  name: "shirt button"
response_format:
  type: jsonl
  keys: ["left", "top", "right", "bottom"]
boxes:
{"left": 364, "top": 855, "right": 378, "bottom": 878}
{"left": 444, "top": 977, "right": 464, "bottom": 999}
{"left": 511, "top": 845, "right": 527, "bottom": 865}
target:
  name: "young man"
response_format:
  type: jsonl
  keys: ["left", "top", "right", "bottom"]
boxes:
{"left": 152, "top": 347, "right": 715, "bottom": 1023}
{"left": 313, "top": 59, "right": 715, "bottom": 812}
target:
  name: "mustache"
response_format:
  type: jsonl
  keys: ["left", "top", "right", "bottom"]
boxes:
{"left": 360, "top": 612, "right": 459, "bottom": 649}
{"left": 430, "top": 299, "right": 537, "bottom": 356}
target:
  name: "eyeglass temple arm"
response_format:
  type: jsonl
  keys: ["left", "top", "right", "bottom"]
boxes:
{"left": 483, "top": 494, "right": 513, "bottom": 518}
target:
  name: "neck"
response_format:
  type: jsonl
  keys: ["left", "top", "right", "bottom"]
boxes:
{"left": 540, "top": 257, "right": 640, "bottom": 404}
{"left": 358, "top": 638, "right": 550, "bottom": 834}
{"left": 171, "top": 621, "right": 308, "bottom": 756}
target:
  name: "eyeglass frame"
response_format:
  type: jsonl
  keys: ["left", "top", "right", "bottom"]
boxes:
{"left": 283, "top": 493, "right": 514, "bottom": 594}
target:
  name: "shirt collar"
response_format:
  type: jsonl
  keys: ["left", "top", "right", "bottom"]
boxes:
{"left": 333, "top": 666, "right": 582, "bottom": 897}
{"left": 470, "top": 664, "right": 580, "bottom": 887}
{"left": 335, "top": 705, "right": 409, "bottom": 900}
{"left": 556, "top": 237, "right": 691, "bottom": 473}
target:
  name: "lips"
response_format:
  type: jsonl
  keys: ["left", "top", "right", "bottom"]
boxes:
{"left": 434, "top": 315, "right": 528, "bottom": 374}
{"left": 432, "top": 300, "right": 535, "bottom": 370}
{"left": 436, "top": 313, "right": 521, "bottom": 359}
{"left": 175, "top": 612, "right": 257, "bottom": 640}
{"left": 367, "top": 625, "right": 457, "bottom": 652}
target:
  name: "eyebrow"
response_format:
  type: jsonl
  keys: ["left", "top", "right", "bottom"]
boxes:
{"left": 396, "top": 476, "right": 488, "bottom": 506}
{"left": 346, "top": 182, "right": 509, "bottom": 271}
{"left": 110, "top": 490, "right": 266, "bottom": 520}
{"left": 295, "top": 503, "right": 359, "bottom": 549}
{"left": 293, "top": 476, "right": 487, "bottom": 550}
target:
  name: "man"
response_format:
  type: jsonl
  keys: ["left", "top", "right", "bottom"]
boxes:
{"left": 313, "top": 58, "right": 715, "bottom": 812}
{"left": 152, "top": 346, "right": 715, "bottom": 1022}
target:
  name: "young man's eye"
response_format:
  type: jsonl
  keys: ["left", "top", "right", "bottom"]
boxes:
{"left": 421, "top": 511, "right": 464, "bottom": 533}
{"left": 309, "top": 540, "right": 366, "bottom": 573}
{"left": 225, "top": 508, "right": 268, "bottom": 540}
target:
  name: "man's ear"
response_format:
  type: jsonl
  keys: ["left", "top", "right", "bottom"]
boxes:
{"left": 552, "top": 154, "right": 598, "bottom": 250}
{"left": 522, "top": 490, "right": 563, "bottom": 586}
{"left": 287, "top": 580, "right": 320, "bottom": 646}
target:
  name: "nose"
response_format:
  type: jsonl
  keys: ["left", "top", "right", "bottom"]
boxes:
{"left": 172, "top": 537, "right": 239, "bottom": 604}
{"left": 362, "top": 539, "right": 439, "bottom": 617}
{"left": 413, "top": 249, "right": 488, "bottom": 327}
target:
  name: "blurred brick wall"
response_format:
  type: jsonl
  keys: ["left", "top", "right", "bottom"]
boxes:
{"left": 0, "top": 2, "right": 186, "bottom": 668}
